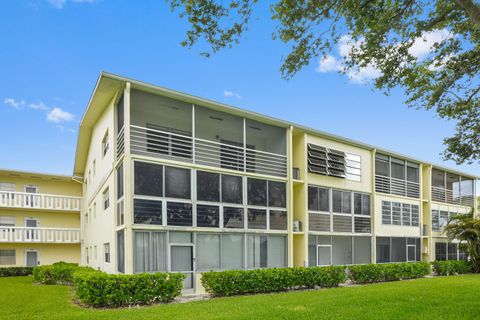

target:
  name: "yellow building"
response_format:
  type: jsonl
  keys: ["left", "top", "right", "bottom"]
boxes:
{"left": 0, "top": 169, "right": 81, "bottom": 267}
{"left": 1, "top": 72, "right": 477, "bottom": 295}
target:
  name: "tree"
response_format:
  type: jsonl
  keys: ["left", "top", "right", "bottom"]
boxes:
{"left": 444, "top": 212, "right": 480, "bottom": 272}
{"left": 167, "top": 0, "right": 480, "bottom": 164}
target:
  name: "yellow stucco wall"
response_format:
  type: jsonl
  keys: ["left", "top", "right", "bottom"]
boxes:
{"left": 0, "top": 243, "right": 80, "bottom": 266}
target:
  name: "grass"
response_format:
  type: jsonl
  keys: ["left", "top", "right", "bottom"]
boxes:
{"left": 2, "top": 275, "right": 480, "bottom": 320}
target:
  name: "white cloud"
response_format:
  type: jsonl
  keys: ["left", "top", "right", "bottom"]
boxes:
{"left": 47, "top": 107, "right": 74, "bottom": 123}
{"left": 47, "top": 0, "right": 97, "bottom": 9}
{"left": 3, "top": 98, "right": 25, "bottom": 109}
{"left": 409, "top": 29, "right": 453, "bottom": 59}
{"left": 29, "top": 102, "right": 49, "bottom": 110}
{"left": 224, "top": 90, "right": 242, "bottom": 99}
{"left": 316, "top": 55, "right": 341, "bottom": 73}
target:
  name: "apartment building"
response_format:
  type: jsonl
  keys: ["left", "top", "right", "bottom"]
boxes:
{"left": 0, "top": 169, "right": 81, "bottom": 267}
{"left": 0, "top": 72, "right": 477, "bottom": 294}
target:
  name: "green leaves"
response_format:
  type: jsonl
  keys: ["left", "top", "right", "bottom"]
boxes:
{"left": 431, "top": 260, "right": 473, "bottom": 275}
{"left": 349, "top": 262, "right": 431, "bottom": 283}
{"left": 0, "top": 266, "right": 34, "bottom": 277}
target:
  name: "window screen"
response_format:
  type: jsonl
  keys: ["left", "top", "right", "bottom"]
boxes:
{"left": 165, "top": 167, "right": 191, "bottom": 199}
{"left": 134, "top": 162, "right": 163, "bottom": 197}
{"left": 196, "top": 171, "right": 220, "bottom": 202}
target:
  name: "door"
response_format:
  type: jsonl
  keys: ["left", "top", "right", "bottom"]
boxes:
{"left": 407, "top": 245, "right": 416, "bottom": 262}
{"left": 26, "top": 250, "right": 38, "bottom": 267}
{"left": 25, "top": 218, "right": 39, "bottom": 241}
{"left": 24, "top": 186, "right": 39, "bottom": 208}
{"left": 170, "top": 245, "right": 194, "bottom": 290}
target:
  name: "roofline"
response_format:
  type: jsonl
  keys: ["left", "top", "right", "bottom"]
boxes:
{"left": 77, "top": 71, "right": 480, "bottom": 179}
{"left": 0, "top": 168, "right": 74, "bottom": 181}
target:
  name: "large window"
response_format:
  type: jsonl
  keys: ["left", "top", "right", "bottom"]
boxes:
{"left": 375, "top": 154, "right": 419, "bottom": 198}
{"left": 308, "top": 186, "right": 371, "bottom": 234}
{"left": 247, "top": 178, "right": 287, "bottom": 230}
{"left": 376, "top": 237, "right": 421, "bottom": 263}
{"left": 197, "top": 171, "right": 220, "bottom": 202}
{"left": 381, "top": 201, "right": 419, "bottom": 227}
{"left": 435, "top": 242, "right": 468, "bottom": 261}
{"left": 134, "top": 231, "right": 167, "bottom": 273}
{"left": 247, "top": 234, "right": 287, "bottom": 269}
{"left": 431, "top": 209, "right": 461, "bottom": 231}
{"left": 165, "top": 167, "right": 191, "bottom": 199}
{"left": 0, "top": 249, "right": 15, "bottom": 265}
{"left": 134, "top": 162, "right": 163, "bottom": 197}
{"left": 221, "top": 174, "right": 243, "bottom": 204}
{"left": 308, "top": 235, "right": 371, "bottom": 266}
{"left": 134, "top": 199, "right": 162, "bottom": 225}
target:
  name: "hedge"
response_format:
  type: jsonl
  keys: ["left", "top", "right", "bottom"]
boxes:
{"left": 201, "top": 266, "right": 347, "bottom": 297}
{"left": 348, "top": 262, "right": 430, "bottom": 283}
{"left": 72, "top": 270, "right": 186, "bottom": 308}
{"left": 0, "top": 267, "right": 34, "bottom": 277}
{"left": 33, "top": 262, "right": 91, "bottom": 285}
{"left": 431, "top": 260, "right": 473, "bottom": 276}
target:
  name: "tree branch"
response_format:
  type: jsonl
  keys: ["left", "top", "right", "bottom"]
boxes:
{"left": 453, "top": 0, "right": 480, "bottom": 25}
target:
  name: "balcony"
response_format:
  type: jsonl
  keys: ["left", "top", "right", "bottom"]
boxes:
{"left": 0, "top": 227, "right": 80, "bottom": 243}
{"left": 0, "top": 191, "right": 82, "bottom": 211}
{"left": 375, "top": 175, "right": 420, "bottom": 198}
{"left": 431, "top": 186, "right": 474, "bottom": 207}
{"left": 129, "top": 125, "right": 288, "bottom": 177}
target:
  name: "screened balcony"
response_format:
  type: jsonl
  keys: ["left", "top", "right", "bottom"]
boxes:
{"left": 124, "top": 90, "right": 288, "bottom": 177}
{"left": 431, "top": 169, "right": 474, "bottom": 207}
{"left": 374, "top": 154, "right": 420, "bottom": 198}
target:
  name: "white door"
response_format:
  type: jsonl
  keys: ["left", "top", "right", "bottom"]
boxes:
{"left": 170, "top": 245, "right": 194, "bottom": 290}
{"left": 25, "top": 218, "right": 39, "bottom": 241}
{"left": 26, "top": 250, "right": 38, "bottom": 267}
{"left": 24, "top": 186, "right": 39, "bottom": 208}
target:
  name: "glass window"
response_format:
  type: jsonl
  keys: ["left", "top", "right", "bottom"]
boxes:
{"left": 196, "top": 171, "right": 220, "bottom": 202}
{"left": 104, "top": 243, "right": 110, "bottom": 263}
{"left": 435, "top": 242, "right": 447, "bottom": 261}
{"left": 402, "top": 204, "right": 411, "bottom": 226}
{"left": 196, "top": 205, "right": 220, "bottom": 228}
{"left": 375, "top": 154, "right": 390, "bottom": 177}
{"left": 460, "top": 177, "right": 474, "bottom": 195}
{"left": 332, "top": 190, "right": 351, "bottom": 213}
{"left": 222, "top": 234, "right": 244, "bottom": 270}
{"left": 117, "top": 163, "right": 124, "bottom": 199}
{"left": 223, "top": 207, "right": 244, "bottom": 228}
{"left": 116, "top": 94, "right": 124, "bottom": 133}
{"left": 247, "top": 235, "right": 268, "bottom": 268}
{"left": 376, "top": 237, "right": 391, "bottom": 263}
{"left": 221, "top": 174, "right": 243, "bottom": 204}
{"left": 0, "top": 249, "right": 15, "bottom": 265}
{"left": 432, "top": 169, "right": 445, "bottom": 188}
{"left": 117, "top": 230, "right": 125, "bottom": 273}
{"left": 134, "top": 162, "right": 163, "bottom": 197}
{"left": 354, "top": 193, "right": 370, "bottom": 215}
{"left": 354, "top": 237, "right": 371, "bottom": 264}
{"left": 269, "top": 210, "right": 287, "bottom": 230}
{"left": 392, "top": 203, "right": 401, "bottom": 225}
{"left": 134, "top": 231, "right": 166, "bottom": 273}
{"left": 165, "top": 167, "right": 191, "bottom": 199}
{"left": 308, "top": 187, "right": 319, "bottom": 211}
{"left": 196, "top": 234, "right": 220, "bottom": 271}
{"left": 446, "top": 173, "right": 460, "bottom": 195}
{"left": 439, "top": 211, "right": 449, "bottom": 229}
{"left": 391, "top": 238, "right": 407, "bottom": 262}
{"left": 167, "top": 202, "right": 193, "bottom": 226}
{"left": 332, "top": 236, "right": 352, "bottom": 265}
{"left": 354, "top": 217, "right": 371, "bottom": 233}
{"left": 319, "top": 188, "right": 329, "bottom": 211}
{"left": 432, "top": 210, "right": 440, "bottom": 231}
{"left": 448, "top": 243, "right": 458, "bottom": 261}
{"left": 406, "top": 163, "right": 419, "bottom": 183}
{"left": 134, "top": 199, "right": 162, "bottom": 225}
{"left": 382, "top": 201, "right": 391, "bottom": 224}
{"left": 268, "top": 181, "right": 286, "bottom": 208}
{"left": 247, "top": 208, "right": 267, "bottom": 229}
{"left": 103, "top": 188, "right": 110, "bottom": 210}
{"left": 247, "top": 178, "right": 267, "bottom": 206}
{"left": 411, "top": 205, "right": 419, "bottom": 226}
{"left": 267, "top": 236, "right": 287, "bottom": 268}
{"left": 391, "top": 158, "right": 405, "bottom": 180}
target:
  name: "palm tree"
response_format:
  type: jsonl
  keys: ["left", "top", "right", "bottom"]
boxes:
{"left": 444, "top": 212, "right": 480, "bottom": 273}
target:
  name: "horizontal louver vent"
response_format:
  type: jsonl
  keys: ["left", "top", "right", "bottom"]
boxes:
{"left": 308, "top": 143, "right": 347, "bottom": 178}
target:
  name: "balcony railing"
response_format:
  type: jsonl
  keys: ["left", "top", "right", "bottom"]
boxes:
{"left": 0, "top": 191, "right": 82, "bottom": 211}
{"left": 375, "top": 175, "right": 420, "bottom": 198}
{"left": 116, "top": 126, "right": 125, "bottom": 159}
{"left": 0, "top": 227, "right": 80, "bottom": 243}
{"left": 431, "top": 186, "right": 474, "bottom": 207}
{"left": 129, "top": 125, "right": 288, "bottom": 177}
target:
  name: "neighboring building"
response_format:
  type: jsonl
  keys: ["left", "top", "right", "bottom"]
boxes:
{"left": 1, "top": 72, "right": 477, "bottom": 294}
{"left": 0, "top": 169, "right": 81, "bottom": 267}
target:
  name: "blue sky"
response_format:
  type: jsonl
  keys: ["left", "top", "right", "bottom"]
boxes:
{"left": 0, "top": 0, "right": 478, "bottom": 181}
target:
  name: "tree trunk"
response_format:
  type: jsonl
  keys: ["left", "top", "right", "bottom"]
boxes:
{"left": 453, "top": 0, "right": 480, "bottom": 25}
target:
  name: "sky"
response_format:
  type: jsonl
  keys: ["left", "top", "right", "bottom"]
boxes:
{"left": 0, "top": 0, "right": 479, "bottom": 183}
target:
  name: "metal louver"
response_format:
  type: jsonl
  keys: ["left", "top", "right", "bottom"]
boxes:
{"left": 307, "top": 143, "right": 347, "bottom": 178}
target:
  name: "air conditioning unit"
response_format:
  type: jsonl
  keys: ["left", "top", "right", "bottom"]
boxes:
{"left": 293, "top": 220, "right": 302, "bottom": 232}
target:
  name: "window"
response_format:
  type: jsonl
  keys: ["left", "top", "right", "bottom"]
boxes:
{"left": 391, "top": 157, "right": 405, "bottom": 180}
{"left": 0, "top": 249, "right": 15, "bottom": 265}
{"left": 116, "top": 94, "right": 124, "bottom": 133}
{"left": 134, "top": 162, "right": 163, "bottom": 197}
{"left": 104, "top": 243, "right": 110, "bottom": 263}
{"left": 435, "top": 242, "right": 447, "bottom": 261}
{"left": 382, "top": 201, "right": 419, "bottom": 227}
{"left": 134, "top": 231, "right": 167, "bottom": 273}
{"left": 247, "top": 178, "right": 267, "bottom": 206}
{"left": 92, "top": 160, "right": 96, "bottom": 177}
{"left": 247, "top": 208, "right": 267, "bottom": 229}
{"left": 102, "top": 188, "right": 110, "bottom": 210}
{"left": 308, "top": 187, "right": 329, "bottom": 212}
{"left": 376, "top": 237, "right": 421, "bottom": 263}
{"left": 332, "top": 190, "right": 351, "bottom": 213}
{"left": 354, "top": 193, "right": 370, "bottom": 215}
{"left": 223, "top": 207, "right": 244, "bottom": 228}
{"left": 308, "top": 236, "right": 371, "bottom": 266}
{"left": 268, "top": 181, "right": 286, "bottom": 208}
{"left": 0, "top": 216, "right": 15, "bottom": 226}
{"left": 247, "top": 235, "right": 286, "bottom": 269}
{"left": 102, "top": 130, "right": 109, "bottom": 157}
{"left": 407, "top": 163, "right": 419, "bottom": 183}
{"left": 375, "top": 154, "right": 419, "bottom": 198}
{"left": 117, "top": 163, "right": 124, "bottom": 199}
{"left": 94, "top": 245, "right": 98, "bottom": 260}
{"left": 269, "top": 210, "right": 287, "bottom": 230}
{"left": 375, "top": 154, "right": 389, "bottom": 177}
{"left": 196, "top": 234, "right": 221, "bottom": 271}
{"left": 221, "top": 174, "right": 243, "bottom": 204}
{"left": 93, "top": 202, "right": 97, "bottom": 219}
{"left": 439, "top": 211, "right": 449, "bottom": 229}
{"left": 382, "top": 201, "right": 391, "bottom": 224}
{"left": 117, "top": 230, "right": 125, "bottom": 273}
{"left": 222, "top": 234, "right": 244, "bottom": 270}
{"left": 197, "top": 171, "right": 220, "bottom": 202}
{"left": 307, "top": 143, "right": 348, "bottom": 179}
{"left": 165, "top": 167, "right": 191, "bottom": 199}
{"left": 134, "top": 199, "right": 162, "bottom": 225}
{"left": 332, "top": 236, "right": 352, "bottom": 265}
{"left": 196, "top": 204, "right": 220, "bottom": 228}
{"left": 167, "top": 202, "right": 193, "bottom": 226}
{"left": 432, "top": 210, "right": 440, "bottom": 231}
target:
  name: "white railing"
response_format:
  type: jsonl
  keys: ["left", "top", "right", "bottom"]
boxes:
{"left": 0, "top": 227, "right": 80, "bottom": 243}
{"left": 375, "top": 175, "right": 420, "bottom": 198}
{"left": 116, "top": 126, "right": 125, "bottom": 159}
{"left": 431, "top": 186, "right": 474, "bottom": 207}
{"left": 129, "top": 125, "right": 288, "bottom": 177}
{"left": 0, "top": 191, "right": 81, "bottom": 211}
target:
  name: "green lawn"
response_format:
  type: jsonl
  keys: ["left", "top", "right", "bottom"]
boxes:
{"left": 2, "top": 275, "right": 480, "bottom": 320}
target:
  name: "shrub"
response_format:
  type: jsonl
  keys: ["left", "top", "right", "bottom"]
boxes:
{"left": 431, "top": 260, "right": 473, "bottom": 276}
{"left": 33, "top": 262, "right": 89, "bottom": 285}
{"left": 72, "top": 270, "right": 185, "bottom": 308}
{"left": 201, "top": 266, "right": 347, "bottom": 297}
{"left": 349, "top": 262, "right": 430, "bottom": 283}
{"left": 0, "top": 267, "right": 34, "bottom": 277}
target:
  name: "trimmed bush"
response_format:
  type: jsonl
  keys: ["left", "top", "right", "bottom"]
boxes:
{"left": 201, "top": 266, "right": 347, "bottom": 297}
{"left": 33, "top": 262, "right": 90, "bottom": 285}
{"left": 0, "top": 267, "right": 34, "bottom": 277}
{"left": 431, "top": 260, "right": 473, "bottom": 276}
{"left": 349, "top": 262, "right": 430, "bottom": 283}
{"left": 72, "top": 270, "right": 185, "bottom": 308}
